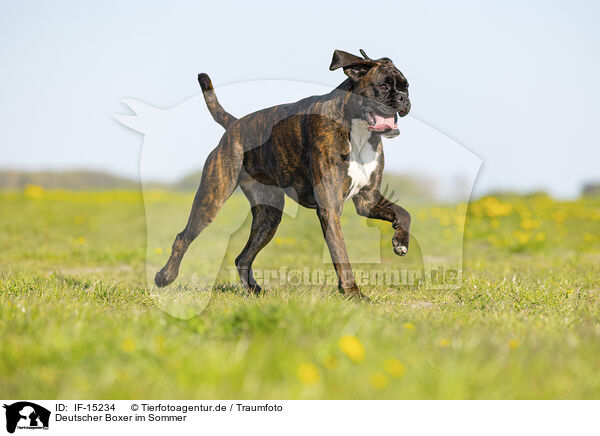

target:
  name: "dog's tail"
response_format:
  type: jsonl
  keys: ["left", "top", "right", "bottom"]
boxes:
{"left": 198, "top": 73, "right": 237, "bottom": 129}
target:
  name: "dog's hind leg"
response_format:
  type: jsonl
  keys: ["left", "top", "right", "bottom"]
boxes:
{"left": 155, "top": 137, "right": 243, "bottom": 288}
{"left": 235, "top": 178, "right": 285, "bottom": 294}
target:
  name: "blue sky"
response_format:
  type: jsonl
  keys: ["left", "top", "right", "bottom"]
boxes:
{"left": 1, "top": 0, "right": 599, "bottom": 197}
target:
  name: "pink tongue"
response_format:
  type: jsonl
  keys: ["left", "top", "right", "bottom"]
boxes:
{"left": 370, "top": 114, "right": 397, "bottom": 130}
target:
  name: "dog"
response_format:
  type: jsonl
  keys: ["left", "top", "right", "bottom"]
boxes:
{"left": 155, "top": 49, "right": 411, "bottom": 300}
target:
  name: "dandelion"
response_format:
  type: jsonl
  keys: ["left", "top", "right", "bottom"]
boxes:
{"left": 518, "top": 208, "right": 532, "bottom": 220}
{"left": 383, "top": 358, "right": 406, "bottom": 379}
{"left": 338, "top": 335, "right": 365, "bottom": 362}
{"left": 370, "top": 373, "right": 388, "bottom": 390}
{"left": 154, "top": 247, "right": 164, "bottom": 255}
{"left": 76, "top": 237, "right": 87, "bottom": 245}
{"left": 508, "top": 339, "right": 520, "bottom": 350}
{"left": 439, "top": 338, "right": 450, "bottom": 348}
{"left": 513, "top": 230, "right": 530, "bottom": 245}
{"left": 480, "top": 197, "right": 512, "bottom": 217}
{"left": 439, "top": 215, "right": 451, "bottom": 227}
{"left": 121, "top": 338, "right": 136, "bottom": 353}
{"left": 453, "top": 214, "right": 465, "bottom": 229}
{"left": 520, "top": 219, "right": 540, "bottom": 230}
{"left": 402, "top": 322, "right": 415, "bottom": 331}
{"left": 430, "top": 207, "right": 442, "bottom": 219}
{"left": 297, "top": 362, "right": 320, "bottom": 385}
{"left": 552, "top": 210, "right": 567, "bottom": 223}
{"left": 24, "top": 184, "right": 44, "bottom": 199}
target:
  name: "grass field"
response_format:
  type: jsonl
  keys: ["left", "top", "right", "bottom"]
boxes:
{"left": 1, "top": 187, "right": 600, "bottom": 399}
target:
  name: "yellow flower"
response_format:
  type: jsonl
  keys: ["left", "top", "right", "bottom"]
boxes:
{"left": 439, "top": 215, "right": 451, "bottom": 227}
{"left": 518, "top": 208, "right": 532, "bottom": 220}
{"left": 297, "top": 362, "right": 320, "bottom": 385}
{"left": 402, "top": 322, "right": 415, "bottom": 331}
{"left": 121, "top": 338, "right": 136, "bottom": 353}
{"left": 76, "top": 237, "right": 87, "bottom": 245}
{"left": 430, "top": 207, "right": 442, "bottom": 218}
{"left": 439, "top": 338, "right": 450, "bottom": 348}
{"left": 154, "top": 247, "right": 164, "bottom": 255}
{"left": 535, "top": 233, "right": 546, "bottom": 242}
{"left": 509, "top": 339, "right": 520, "bottom": 350}
{"left": 369, "top": 373, "right": 388, "bottom": 390}
{"left": 552, "top": 210, "right": 567, "bottom": 223}
{"left": 338, "top": 335, "right": 365, "bottom": 362}
{"left": 513, "top": 230, "right": 530, "bottom": 245}
{"left": 521, "top": 218, "right": 540, "bottom": 230}
{"left": 323, "top": 354, "right": 338, "bottom": 370}
{"left": 479, "top": 197, "right": 512, "bottom": 217}
{"left": 24, "top": 184, "right": 44, "bottom": 199}
{"left": 383, "top": 358, "right": 406, "bottom": 379}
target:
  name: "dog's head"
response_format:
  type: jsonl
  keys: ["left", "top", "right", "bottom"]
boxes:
{"left": 330, "top": 49, "right": 410, "bottom": 138}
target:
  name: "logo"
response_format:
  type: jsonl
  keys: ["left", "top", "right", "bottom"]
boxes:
{"left": 3, "top": 402, "right": 50, "bottom": 434}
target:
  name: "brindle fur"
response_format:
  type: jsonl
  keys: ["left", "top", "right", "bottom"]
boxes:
{"left": 155, "top": 50, "right": 412, "bottom": 300}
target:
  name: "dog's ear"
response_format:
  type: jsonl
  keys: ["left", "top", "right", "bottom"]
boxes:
{"left": 329, "top": 49, "right": 375, "bottom": 81}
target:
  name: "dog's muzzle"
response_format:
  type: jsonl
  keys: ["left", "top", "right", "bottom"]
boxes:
{"left": 364, "top": 106, "right": 409, "bottom": 139}
{"left": 396, "top": 91, "right": 411, "bottom": 118}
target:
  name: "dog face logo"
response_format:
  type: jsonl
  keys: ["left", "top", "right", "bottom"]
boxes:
{"left": 3, "top": 402, "right": 50, "bottom": 434}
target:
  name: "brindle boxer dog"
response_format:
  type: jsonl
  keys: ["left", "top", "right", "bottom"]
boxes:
{"left": 155, "top": 49, "right": 411, "bottom": 300}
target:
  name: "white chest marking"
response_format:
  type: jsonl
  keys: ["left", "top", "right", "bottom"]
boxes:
{"left": 345, "top": 119, "right": 379, "bottom": 200}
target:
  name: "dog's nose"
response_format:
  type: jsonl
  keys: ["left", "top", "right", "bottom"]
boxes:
{"left": 397, "top": 97, "right": 411, "bottom": 117}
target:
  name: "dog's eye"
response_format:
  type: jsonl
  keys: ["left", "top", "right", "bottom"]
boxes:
{"left": 379, "top": 84, "right": 389, "bottom": 91}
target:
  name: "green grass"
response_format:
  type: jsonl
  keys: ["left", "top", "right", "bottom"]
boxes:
{"left": 1, "top": 188, "right": 600, "bottom": 398}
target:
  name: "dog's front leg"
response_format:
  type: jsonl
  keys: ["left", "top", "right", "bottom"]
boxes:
{"left": 353, "top": 188, "right": 411, "bottom": 256}
{"left": 316, "top": 205, "right": 367, "bottom": 300}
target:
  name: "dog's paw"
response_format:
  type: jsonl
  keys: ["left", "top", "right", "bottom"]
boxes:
{"left": 392, "top": 238, "right": 408, "bottom": 256}
{"left": 394, "top": 245, "right": 408, "bottom": 256}
{"left": 155, "top": 269, "right": 175, "bottom": 288}
{"left": 339, "top": 285, "right": 371, "bottom": 302}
